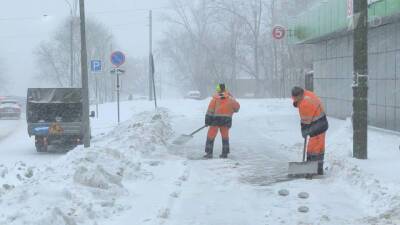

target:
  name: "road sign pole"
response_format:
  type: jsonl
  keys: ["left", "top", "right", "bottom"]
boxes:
{"left": 110, "top": 51, "right": 125, "bottom": 124}
{"left": 117, "top": 71, "right": 120, "bottom": 124}
{"left": 90, "top": 59, "right": 102, "bottom": 119}
{"left": 95, "top": 76, "right": 99, "bottom": 119}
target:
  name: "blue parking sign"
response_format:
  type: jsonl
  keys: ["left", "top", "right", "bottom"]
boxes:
{"left": 91, "top": 60, "right": 102, "bottom": 73}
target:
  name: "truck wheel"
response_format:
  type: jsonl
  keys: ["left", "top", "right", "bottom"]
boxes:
{"left": 35, "top": 137, "right": 48, "bottom": 152}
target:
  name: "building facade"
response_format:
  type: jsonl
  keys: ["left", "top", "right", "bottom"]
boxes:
{"left": 289, "top": 0, "right": 400, "bottom": 131}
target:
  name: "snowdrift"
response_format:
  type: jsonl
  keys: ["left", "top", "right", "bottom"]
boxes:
{"left": 0, "top": 109, "right": 173, "bottom": 225}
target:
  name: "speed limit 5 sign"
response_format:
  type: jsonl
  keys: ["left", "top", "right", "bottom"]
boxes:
{"left": 272, "top": 25, "right": 286, "bottom": 40}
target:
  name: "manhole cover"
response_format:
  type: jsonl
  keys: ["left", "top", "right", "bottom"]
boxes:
{"left": 278, "top": 189, "right": 289, "bottom": 196}
{"left": 298, "top": 192, "right": 309, "bottom": 199}
{"left": 298, "top": 206, "right": 309, "bottom": 213}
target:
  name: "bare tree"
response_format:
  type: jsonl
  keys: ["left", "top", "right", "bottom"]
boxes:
{"left": 35, "top": 18, "right": 116, "bottom": 102}
{"left": 120, "top": 57, "right": 149, "bottom": 98}
{"left": 160, "top": 0, "right": 311, "bottom": 98}
{"left": 160, "top": 0, "right": 228, "bottom": 96}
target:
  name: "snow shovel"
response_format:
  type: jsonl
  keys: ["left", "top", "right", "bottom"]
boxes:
{"left": 172, "top": 125, "right": 207, "bottom": 145}
{"left": 288, "top": 137, "right": 319, "bottom": 177}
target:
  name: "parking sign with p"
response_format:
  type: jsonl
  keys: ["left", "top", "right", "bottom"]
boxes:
{"left": 91, "top": 60, "right": 102, "bottom": 73}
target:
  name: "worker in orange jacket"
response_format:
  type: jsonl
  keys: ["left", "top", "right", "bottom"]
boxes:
{"left": 291, "top": 87, "right": 329, "bottom": 175}
{"left": 204, "top": 83, "right": 240, "bottom": 159}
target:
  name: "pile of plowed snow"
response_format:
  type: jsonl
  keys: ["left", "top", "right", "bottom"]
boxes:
{"left": 325, "top": 119, "right": 400, "bottom": 224}
{"left": 0, "top": 109, "right": 173, "bottom": 225}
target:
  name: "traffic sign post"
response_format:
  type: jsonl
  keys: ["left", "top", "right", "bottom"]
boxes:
{"left": 272, "top": 25, "right": 286, "bottom": 40}
{"left": 110, "top": 51, "right": 126, "bottom": 124}
{"left": 90, "top": 60, "right": 102, "bottom": 119}
{"left": 110, "top": 68, "right": 125, "bottom": 124}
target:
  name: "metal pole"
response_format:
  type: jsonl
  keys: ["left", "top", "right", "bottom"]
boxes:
{"left": 64, "top": 0, "right": 74, "bottom": 87}
{"left": 117, "top": 71, "right": 120, "bottom": 123}
{"left": 159, "top": 67, "right": 162, "bottom": 100}
{"left": 95, "top": 76, "right": 98, "bottom": 119}
{"left": 151, "top": 54, "right": 157, "bottom": 109}
{"left": 70, "top": 11, "right": 74, "bottom": 87}
{"left": 110, "top": 43, "right": 115, "bottom": 102}
{"left": 352, "top": 0, "right": 368, "bottom": 159}
{"left": 79, "top": 0, "right": 90, "bottom": 148}
{"left": 149, "top": 10, "right": 153, "bottom": 101}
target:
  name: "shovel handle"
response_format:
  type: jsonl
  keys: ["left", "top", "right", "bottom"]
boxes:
{"left": 303, "top": 137, "right": 308, "bottom": 162}
{"left": 190, "top": 125, "right": 207, "bottom": 136}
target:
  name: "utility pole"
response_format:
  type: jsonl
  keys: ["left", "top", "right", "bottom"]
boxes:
{"left": 64, "top": 0, "right": 75, "bottom": 87}
{"left": 70, "top": 14, "right": 74, "bottom": 87}
{"left": 149, "top": 10, "right": 153, "bottom": 101}
{"left": 352, "top": 0, "right": 368, "bottom": 159}
{"left": 150, "top": 53, "right": 157, "bottom": 109}
{"left": 79, "top": 0, "right": 90, "bottom": 148}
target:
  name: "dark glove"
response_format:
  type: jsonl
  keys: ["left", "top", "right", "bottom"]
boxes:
{"left": 301, "top": 128, "right": 309, "bottom": 138}
{"left": 205, "top": 114, "right": 213, "bottom": 126}
{"left": 301, "top": 123, "right": 310, "bottom": 138}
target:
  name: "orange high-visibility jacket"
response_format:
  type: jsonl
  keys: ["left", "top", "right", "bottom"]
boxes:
{"left": 207, "top": 91, "right": 240, "bottom": 118}
{"left": 298, "top": 90, "right": 326, "bottom": 125}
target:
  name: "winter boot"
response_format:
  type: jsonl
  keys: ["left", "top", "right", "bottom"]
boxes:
{"left": 203, "top": 153, "right": 213, "bottom": 159}
{"left": 220, "top": 139, "right": 230, "bottom": 158}
{"left": 317, "top": 162, "right": 324, "bottom": 175}
{"left": 219, "top": 153, "right": 228, "bottom": 159}
{"left": 204, "top": 139, "right": 214, "bottom": 159}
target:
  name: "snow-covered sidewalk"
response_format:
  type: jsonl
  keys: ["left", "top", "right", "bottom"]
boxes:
{"left": 0, "top": 99, "right": 399, "bottom": 225}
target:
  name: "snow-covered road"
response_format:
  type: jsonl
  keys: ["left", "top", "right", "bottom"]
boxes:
{"left": 0, "top": 117, "right": 70, "bottom": 167}
{"left": 0, "top": 99, "right": 399, "bottom": 225}
{"left": 0, "top": 120, "right": 22, "bottom": 141}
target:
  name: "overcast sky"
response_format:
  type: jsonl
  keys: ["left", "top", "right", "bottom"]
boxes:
{"left": 0, "top": 0, "right": 170, "bottom": 96}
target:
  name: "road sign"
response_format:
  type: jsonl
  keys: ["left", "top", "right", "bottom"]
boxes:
{"left": 347, "top": 0, "right": 353, "bottom": 18}
{"left": 110, "top": 51, "right": 125, "bottom": 67}
{"left": 272, "top": 25, "right": 286, "bottom": 40}
{"left": 90, "top": 60, "right": 102, "bottom": 73}
{"left": 110, "top": 68, "right": 125, "bottom": 75}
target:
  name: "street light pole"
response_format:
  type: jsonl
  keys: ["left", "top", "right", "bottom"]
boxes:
{"left": 69, "top": 10, "right": 74, "bottom": 87}
{"left": 64, "top": 0, "right": 74, "bottom": 87}
{"left": 149, "top": 10, "right": 153, "bottom": 101}
{"left": 79, "top": 0, "right": 90, "bottom": 148}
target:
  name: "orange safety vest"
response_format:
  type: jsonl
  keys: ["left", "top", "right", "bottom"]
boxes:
{"left": 207, "top": 91, "right": 240, "bottom": 118}
{"left": 298, "top": 90, "right": 325, "bottom": 125}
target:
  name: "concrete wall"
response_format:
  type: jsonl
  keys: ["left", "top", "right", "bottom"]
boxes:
{"left": 312, "top": 21, "right": 400, "bottom": 131}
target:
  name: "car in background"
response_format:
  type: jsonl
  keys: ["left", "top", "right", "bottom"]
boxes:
{"left": 0, "top": 100, "right": 22, "bottom": 119}
{"left": 184, "top": 91, "right": 202, "bottom": 100}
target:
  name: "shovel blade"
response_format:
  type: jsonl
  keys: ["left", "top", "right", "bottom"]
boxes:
{"left": 172, "top": 135, "right": 193, "bottom": 145}
{"left": 288, "top": 161, "right": 319, "bottom": 177}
